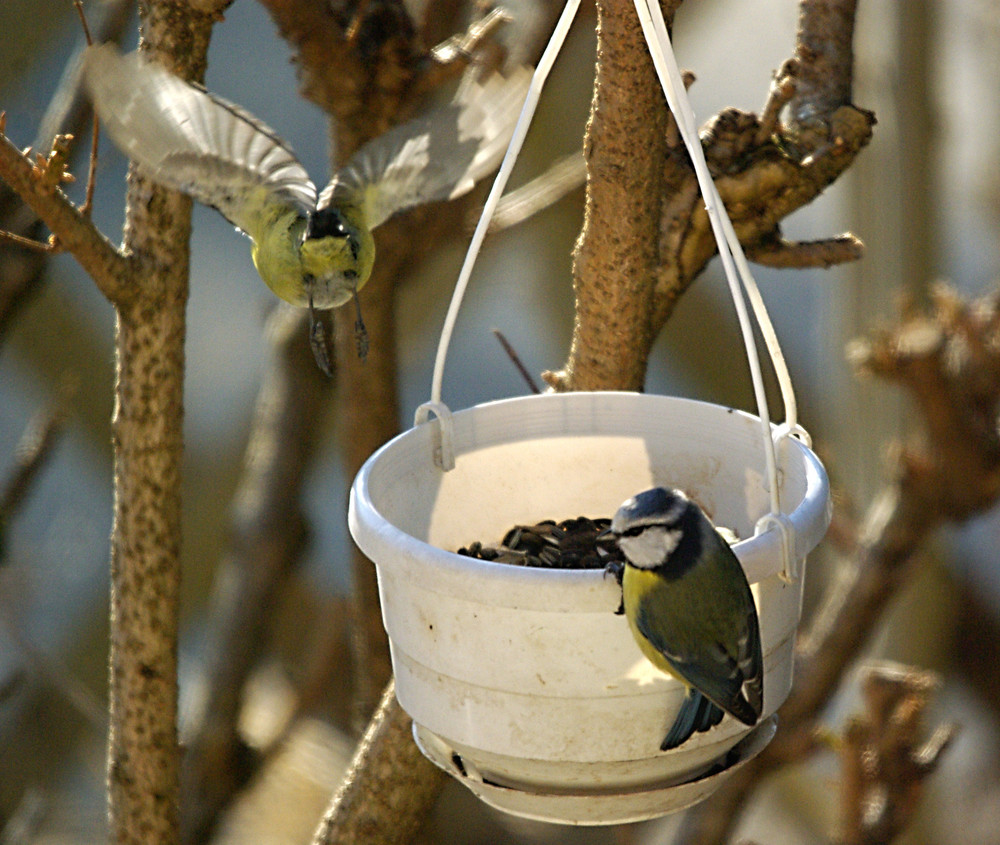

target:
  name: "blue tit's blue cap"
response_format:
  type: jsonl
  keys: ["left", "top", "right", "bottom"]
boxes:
{"left": 611, "top": 487, "right": 688, "bottom": 534}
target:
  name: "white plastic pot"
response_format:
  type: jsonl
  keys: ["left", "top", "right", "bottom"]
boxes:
{"left": 349, "top": 391, "right": 830, "bottom": 825}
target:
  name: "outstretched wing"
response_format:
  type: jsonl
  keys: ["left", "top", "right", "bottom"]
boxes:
{"left": 318, "top": 64, "right": 532, "bottom": 230}
{"left": 82, "top": 44, "right": 317, "bottom": 240}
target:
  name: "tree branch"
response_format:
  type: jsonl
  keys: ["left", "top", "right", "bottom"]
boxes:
{"left": 745, "top": 232, "right": 864, "bottom": 268}
{"left": 170, "top": 2, "right": 547, "bottom": 838}
{"left": 792, "top": 0, "right": 858, "bottom": 130}
{"left": 547, "top": 0, "right": 873, "bottom": 391}
{"left": 0, "top": 130, "right": 131, "bottom": 304}
{"left": 548, "top": 0, "right": 676, "bottom": 392}
{"left": 311, "top": 681, "right": 446, "bottom": 845}
{"left": 106, "top": 2, "right": 231, "bottom": 841}
{"left": 839, "top": 663, "right": 957, "bottom": 845}
{"left": 0, "top": 0, "right": 131, "bottom": 338}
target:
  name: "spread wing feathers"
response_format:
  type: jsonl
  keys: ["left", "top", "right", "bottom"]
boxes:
{"left": 318, "top": 64, "right": 532, "bottom": 229}
{"left": 661, "top": 690, "right": 724, "bottom": 751}
{"left": 635, "top": 529, "right": 764, "bottom": 726}
{"left": 82, "top": 44, "right": 317, "bottom": 236}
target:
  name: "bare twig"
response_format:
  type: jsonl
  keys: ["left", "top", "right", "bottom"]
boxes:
{"left": 0, "top": 0, "right": 130, "bottom": 339}
{"left": 839, "top": 663, "right": 957, "bottom": 845}
{"left": 745, "top": 232, "right": 864, "bottom": 268}
{"left": 755, "top": 58, "right": 798, "bottom": 145}
{"left": 492, "top": 328, "right": 541, "bottom": 393}
{"left": 486, "top": 151, "right": 586, "bottom": 235}
{"left": 0, "top": 130, "right": 130, "bottom": 303}
{"left": 70, "top": 0, "right": 100, "bottom": 219}
{"left": 429, "top": 7, "right": 510, "bottom": 66}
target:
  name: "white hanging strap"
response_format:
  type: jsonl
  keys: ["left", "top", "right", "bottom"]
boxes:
{"left": 634, "top": 0, "right": 799, "bottom": 572}
{"left": 428, "top": 0, "right": 583, "bottom": 411}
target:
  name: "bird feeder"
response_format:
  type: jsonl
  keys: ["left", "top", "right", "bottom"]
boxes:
{"left": 350, "top": 392, "right": 828, "bottom": 824}
{"left": 349, "top": 0, "right": 831, "bottom": 826}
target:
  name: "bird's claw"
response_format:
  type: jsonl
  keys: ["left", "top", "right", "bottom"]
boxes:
{"left": 308, "top": 294, "right": 334, "bottom": 378}
{"left": 352, "top": 287, "right": 368, "bottom": 361}
{"left": 354, "top": 318, "right": 369, "bottom": 361}
{"left": 603, "top": 560, "right": 625, "bottom": 615}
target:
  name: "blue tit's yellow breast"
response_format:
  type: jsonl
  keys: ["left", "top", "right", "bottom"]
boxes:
{"left": 622, "top": 565, "right": 687, "bottom": 684}
{"left": 250, "top": 209, "right": 308, "bottom": 305}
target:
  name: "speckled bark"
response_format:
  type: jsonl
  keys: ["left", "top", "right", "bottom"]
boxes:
{"left": 312, "top": 681, "right": 445, "bottom": 845}
{"left": 106, "top": 3, "right": 229, "bottom": 843}
{"left": 792, "top": 0, "right": 858, "bottom": 129}
{"left": 558, "top": 0, "right": 676, "bottom": 392}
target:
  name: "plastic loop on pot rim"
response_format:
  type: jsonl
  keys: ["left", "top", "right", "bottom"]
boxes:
{"left": 414, "top": 401, "right": 456, "bottom": 471}
{"left": 754, "top": 511, "right": 798, "bottom": 583}
{"left": 773, "top": 421, "right": 814, "bottom": 450}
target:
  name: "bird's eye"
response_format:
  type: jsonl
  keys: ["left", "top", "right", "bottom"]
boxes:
{"left": 622, "top": 526, "right": 646, "bottom": 538}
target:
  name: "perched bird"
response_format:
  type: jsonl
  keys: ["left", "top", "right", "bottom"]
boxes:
{"left": 606, "top": 487, "right": 763, "bottom": 751}
{"left": 82, "top": 44, "right": 531, "bottom": 372}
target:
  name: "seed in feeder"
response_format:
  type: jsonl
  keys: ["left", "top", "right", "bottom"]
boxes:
{"left": 457, "top": 515, "right": 626, "bottom": 570}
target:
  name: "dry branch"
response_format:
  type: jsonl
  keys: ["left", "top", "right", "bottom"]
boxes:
{"left": 0, "top": 131, "right": 130, "bottom": 303}
{"left": 0, "top": 0, "right": 131, "bottom": 336}
{"left": 103, "top": 3, "right": 231, "bottom": 842}
{"left": 839, "top": 662, "right": 956, "bottom": 845}
{"left": 552, "top": 0, "right": 675, "bottom": 392}
{"left": 311, "top": 681, "right": 446, "bottom": 845}
{"left": 168, "top": 2, "right": 557, "bottom": 839}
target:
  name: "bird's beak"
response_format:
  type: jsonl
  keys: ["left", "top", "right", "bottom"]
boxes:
{"left": 596, "top": 526, "right": 614, "bottom": 540}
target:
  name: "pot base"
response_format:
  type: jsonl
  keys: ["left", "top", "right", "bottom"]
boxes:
{"left": 413, "top": 716, "right": 778, "bottom": 825}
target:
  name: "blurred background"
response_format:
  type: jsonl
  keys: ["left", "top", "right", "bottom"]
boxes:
{"left": 1, "top": 0, "right": 999, "bottom": 842}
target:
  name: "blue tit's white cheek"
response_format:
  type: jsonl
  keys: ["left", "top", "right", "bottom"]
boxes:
{"left": 618, "top": 525, "right": 682, "bottom": 569}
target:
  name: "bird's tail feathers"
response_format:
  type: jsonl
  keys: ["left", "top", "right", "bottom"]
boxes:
{"left": 660, "top": 690, "right": 724, "bottom": 751}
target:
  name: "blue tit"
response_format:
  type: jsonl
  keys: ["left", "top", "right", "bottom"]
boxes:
{"left": 607, "top": 487, "right": 764, "bottom": 751}
{"left": 81, "top": 44, "right": 531, "bottom": 372}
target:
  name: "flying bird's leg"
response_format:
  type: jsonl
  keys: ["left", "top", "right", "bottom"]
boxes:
{"left": 352, "top": 286, "right": 369, "bottom": 361}
{"left": 307, "top": 290, "right": 334, "bottom": 378}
